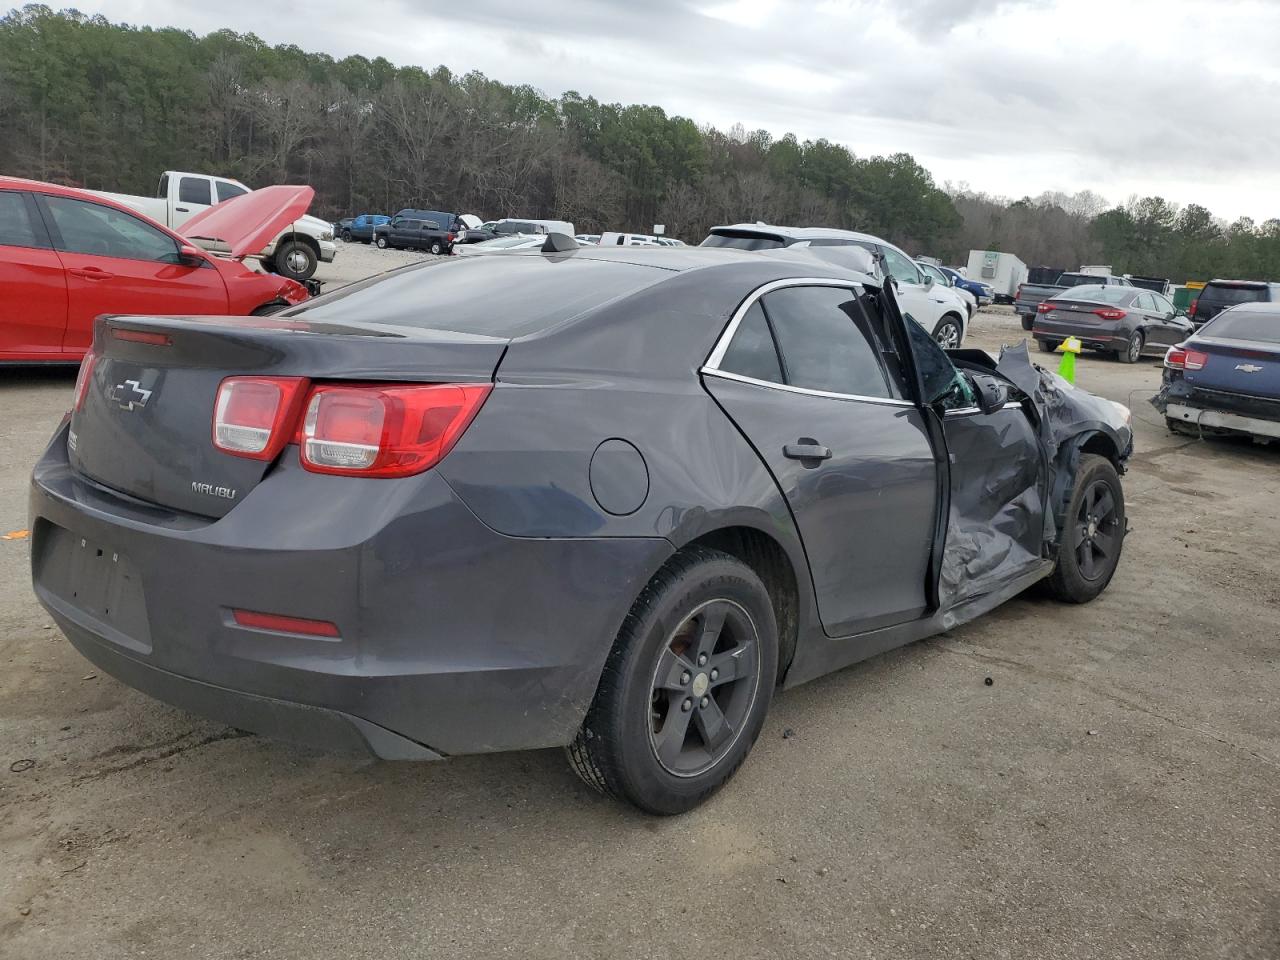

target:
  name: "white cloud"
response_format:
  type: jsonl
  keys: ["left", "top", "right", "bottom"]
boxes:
{"left": 76, "top": 0, "right": 1280, "bottom": 222}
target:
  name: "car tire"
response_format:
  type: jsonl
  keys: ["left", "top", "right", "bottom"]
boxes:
{"left": 1118, "top": 330, "right": 1144, "bottom": 363}
{"left": 341, "top": 229, "right": 352, "bottom": 242}
{"left": 273, "top": 239, "right": 317, "bottom": 281}
{"left": 1038, "top": 338, "right": 1059, "bottom": 353}
{"left": 376, "top": 236, "right": 389, "bottom": 249}
{"left": 933, "top": 316, "right": 963, "bottom": 349}
{"left": 250, "top": 302, "right": 286, "bottom": 317}
{"left": 1021, "top": 315, "right": 1034, "bottom": 331}
{"left": 1166, "top": 417, "right": 1199, "bottom": 437}
{"left": 429, "top": 240, "right": 444, "bottom": 255}
{"left": 566, "top": 547, "right": 779, "bottom": 815}
{"left": 1044, "top": 453, "right": 1125, "bottom": 604}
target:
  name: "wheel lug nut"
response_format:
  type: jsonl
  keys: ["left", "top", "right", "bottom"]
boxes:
{"left": 680, "top": 671, "right": 691, "bottom": 685}
{"left": 682, "top": 698, "right": 693, "bottom": 712}
{"left": 700, "top": 696, "right": 709, "bottom": 708}
{"left": 697, "top": 653, "right": 708, "bottom": 666}
{"left": 710, "top": 668, "right": 719, "bottom": 681}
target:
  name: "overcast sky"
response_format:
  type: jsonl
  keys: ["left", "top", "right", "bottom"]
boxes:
{"left": 81, "top": 0, "right": 1280, "bottom": 222}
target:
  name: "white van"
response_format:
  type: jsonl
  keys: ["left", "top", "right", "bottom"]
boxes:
{"left": 495, "top": 218, "right": 576, "bottom": 237}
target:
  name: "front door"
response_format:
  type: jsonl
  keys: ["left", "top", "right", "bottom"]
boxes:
{"left": 37, "top": 194, "right": 228, "bottom": 353}
{"left": 702, "top": 282, "right": 938, "bottom": 637}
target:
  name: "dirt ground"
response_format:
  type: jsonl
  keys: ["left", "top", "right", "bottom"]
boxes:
{"left": 1, "top": 266, "right": 1277, "bottom": 959}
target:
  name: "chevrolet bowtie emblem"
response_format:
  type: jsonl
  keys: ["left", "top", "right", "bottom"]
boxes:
{"left": 1235, "top": 364, "right": 1263, "bottom": 374}
{"left": 110, "top": 379, "right": 153, "bottom": 411}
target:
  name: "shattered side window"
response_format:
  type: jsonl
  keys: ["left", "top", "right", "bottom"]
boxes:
{"left": 904, "top": 317, "right": 974, "bottom": 409}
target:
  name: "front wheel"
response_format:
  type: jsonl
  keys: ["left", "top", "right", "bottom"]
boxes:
{"left": 273, "top": 239, "right": 317, "bottom": 281}
{"left": 1118, "top": 330, "right": 1144, "bottom": 363}
{"left": 567, "top": 547, "right": 778, "bottom": 815}
{"left": 933, "top": 316, "right": 962, "bottom": 349}
{"left": 1044, "top": 454, "right": 1125, "bottom": 603}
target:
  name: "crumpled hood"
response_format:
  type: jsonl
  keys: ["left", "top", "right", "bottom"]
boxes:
{"left": 180, "top": 184, "right": 315, "bottom": 258}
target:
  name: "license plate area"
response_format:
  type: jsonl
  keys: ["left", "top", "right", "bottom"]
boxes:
{"left": 34, "top": 522, "right": 152, "bottom": 653}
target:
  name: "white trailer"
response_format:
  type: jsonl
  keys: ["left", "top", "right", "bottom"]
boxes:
{"left": 965, "top": 250, "right": 1028, "bottom": 303}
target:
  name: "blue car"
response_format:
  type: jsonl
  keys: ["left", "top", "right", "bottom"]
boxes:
{"left": 942, "top": 267, "right": 993, "bottom": 306}
{"left": 341, "top": 214, "right": 391, "bottom": 244}
{"left": 1156, "top": 302, "right": 1280, "bottom": 443}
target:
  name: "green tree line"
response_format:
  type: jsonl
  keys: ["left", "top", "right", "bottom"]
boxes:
{"left": 2, "top": 5, "right": 1278, "bottom": 283}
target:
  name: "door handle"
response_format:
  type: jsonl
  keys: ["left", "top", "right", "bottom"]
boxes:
{"left": 69, "top": 267, "right": 113, "bottom": 281}
{"left": 783, "top": 441, "right": 832, "bottom": 461}
{"left": 176, "top": 206, "right": 190, "bottom": 213}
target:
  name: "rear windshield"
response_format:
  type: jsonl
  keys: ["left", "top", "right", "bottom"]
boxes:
{"left": 1058, "top": 273, "right": 1105, "bottom": 288}
{"left": 1055, "top": 285, "right": 1132, "bottom": 305}
{"left": 700, "top": 230, "right": 786, "bottom": 251}
{"left": 1202, "top": 309, "right": 1280, "bottom": 343}
{"left": 286, "top": 256, "right": 666, "bottom": 338}
{"left": 1200, "top": 284, "right": 1268, "bottom": 305}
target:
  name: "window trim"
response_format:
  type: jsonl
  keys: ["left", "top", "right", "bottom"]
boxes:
{"left": 702, "top": 277, "right": 915, "bottom": 408}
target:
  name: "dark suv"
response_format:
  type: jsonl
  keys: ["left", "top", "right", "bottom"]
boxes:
{"left": 1189, "top": 280, "right": 1280, "bottom": 328}
{"left": 374, "top": 215, "right": 455, "bottom": 255}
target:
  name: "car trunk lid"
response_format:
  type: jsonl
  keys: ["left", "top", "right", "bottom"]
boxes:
{"left": 1185, "top": 337, "right": 1280, "bottom": 399}
{"left": 69, "top": 314, "right": 507, "bottom": 518}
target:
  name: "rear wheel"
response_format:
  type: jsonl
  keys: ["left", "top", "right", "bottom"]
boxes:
{"left": 429, "top": 240, "right": 444, "bottom": 255}
{"left": 1045, "top": 454, "right": 1125, "bottom": 603}
{"left": 567, "top": 547, "right": 778, "bottom": 815}
{"left": 1118, "top": 330, "right": 1144, "bottom": 363}
{"left": 376, "top": 235, "right": 389, "bottom": 249}
{"left": 1021, "top": 314, "right": 1034, "bottom": 331}
{"left": 341, "top": 229, "right": 352, "bottom": 242}
{"left": 1038, "top": 338, "right": 1059, "bottom": 353}
{"left": 933, "top": 316, "right": 962, "bottom": 349}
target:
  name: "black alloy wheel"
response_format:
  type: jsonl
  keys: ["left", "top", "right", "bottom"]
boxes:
{"left": 647, "top": 599, "right": 761, "bottom": 778}
{"left": 1044, "top": 454, "right": 1125, "bottom": 603}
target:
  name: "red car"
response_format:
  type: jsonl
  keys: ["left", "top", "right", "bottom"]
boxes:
{"left": 0, "top": 177, "right": 312, "bottom": 364}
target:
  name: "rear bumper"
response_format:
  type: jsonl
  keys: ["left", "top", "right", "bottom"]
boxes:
{"left": 1032, "top": 322, "right": 1125, "bottom": 352}
{"left": 30, "top": 425, "right": 672, "bottom": 757}
{"left": 1166, "top": 402, "right": 1280, "bottom": 439}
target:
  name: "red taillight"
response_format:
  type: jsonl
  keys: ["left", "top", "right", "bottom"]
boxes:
{"left": 1037, "top": 301, "right": 1054, "bottom": 313}
{"left": 1016, "top": 285, "right": 1022, "bottom": 300}
{"left": 1189, "top": 298, "right": 1199, "bottom": 316}
{"left": 232, "top": 609, "right": 340, "bottom": 638}
{"left": 112, "top": 327, "right": 171, "bottom": 346}
{"left": 446, "top": 232, "right": 455, "bottom": 243}
{"left": 73, "top": 350, "right": 97, "bottom": 412}
{"left": 1165, "top": 345, "right": 1209, "bottom": 371}
{"left": 213, "top": 376, "right": 309, "bottom": 460}
{"left": 300, "top": 383, "right": 491, "bottom": 478}
{"left": 1094, "top": 308, "right": 1127, "bottom": 321}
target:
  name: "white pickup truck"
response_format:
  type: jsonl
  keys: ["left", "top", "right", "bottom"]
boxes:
{"left": 94, "top": 171, "right": 336, "bottom": 281}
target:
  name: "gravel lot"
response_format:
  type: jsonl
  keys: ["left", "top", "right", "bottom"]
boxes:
{"left": 1, "top": 257, "right": 1278, "bottom": 958}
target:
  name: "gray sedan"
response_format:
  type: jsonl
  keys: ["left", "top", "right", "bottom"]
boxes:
{"left": 1033, "top": 285, "right": 1194, "bottom": 363}
{"left": 31, "top": 245, "right": 1132, "bottom": 814}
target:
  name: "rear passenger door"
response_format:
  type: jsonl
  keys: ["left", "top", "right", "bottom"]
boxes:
{"left": 702, "top": 281, "right": 938, "bottom": 637}
{"left": 0, "top": 189, "right": 70, "bottom": 359}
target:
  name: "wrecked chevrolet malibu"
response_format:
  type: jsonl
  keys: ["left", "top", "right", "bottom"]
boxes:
{"left": 29, "top": 243, "right": 1132, "bottom": 814}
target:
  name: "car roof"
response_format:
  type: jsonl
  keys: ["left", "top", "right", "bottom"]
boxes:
{"left": 0, "top": 175, "right": 185, "bottom": 238}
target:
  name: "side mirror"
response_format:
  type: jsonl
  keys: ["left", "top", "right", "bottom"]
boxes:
{"left": 922, "top": 274, "right": 934, "bottom": 291}
{"left": 177, "top": 244, "right": 207, "bottom": 268}
{"left": 969, "top": 373, "right": 1011, "bottom": 415}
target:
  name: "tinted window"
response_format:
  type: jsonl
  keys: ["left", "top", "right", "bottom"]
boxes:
{"left": 904, "top": 315, "right": 972, "bottom": 408}
{"left": 44, "top": 196, "right": 179, "bottom": 262}
{"left": 700, "top": 231, "right": 786, "bottom": 250}
{"left": 178, "top": 177, "right": 212, "bottom": 206}
{"left": 216, "top": 181, "right": 248, "bottom": 203}
{"left": 1201, "top": 284, "right": 1268, "bottom": 306}
{"left": 0, "top": 192, "right": 41, "bottom": 248}
{"left": 762, "top": 286, "right": 892, "bottom": 397}
{"left": 879, "top": 246, "right": 921, "bottom": 285}
{"left": 1058, "top": 285, "right": 1132, "bottom": 305}
{"left": 1203, "top": 309, "right": 1280, "bottom": 344}
{"left": 1058, "top": 273, "right": 1104, "bottom": 288}
{"left": 807, "top": 238, "right": 858, "bottom": 247}
{"left": 719, "top": 302, "right": 783, "bottom": 384}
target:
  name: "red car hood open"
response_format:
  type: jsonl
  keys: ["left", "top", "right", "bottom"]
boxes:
{"left": 179, "top": 184, "right": 314, "bottom": 259}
